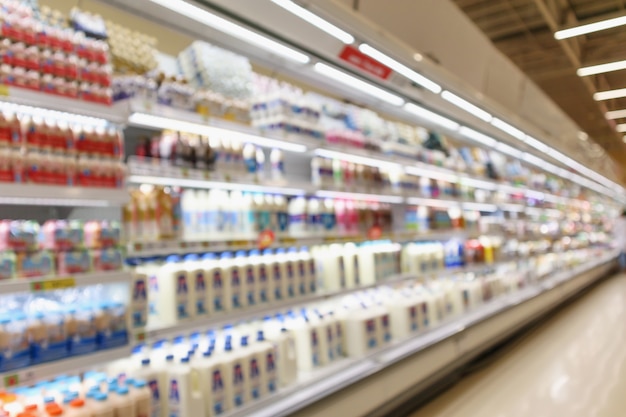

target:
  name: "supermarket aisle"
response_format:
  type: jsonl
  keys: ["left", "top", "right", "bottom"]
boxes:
{"left": 410, "top": 273, "right": 626, "bottom": 417}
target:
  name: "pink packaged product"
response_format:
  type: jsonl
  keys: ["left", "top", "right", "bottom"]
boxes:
{"left": 57, "top": 250, "right": 91, "bottom": 274}
{"left": 0, "top": 220, "right": 39, "bottom": 251}
{"left": 40, "top": 219, "right": 84, "bottom": 251}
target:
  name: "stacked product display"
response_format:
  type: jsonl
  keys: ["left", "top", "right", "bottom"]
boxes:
{"left": 0, "top": 1, "right": 621, "bottom": 417}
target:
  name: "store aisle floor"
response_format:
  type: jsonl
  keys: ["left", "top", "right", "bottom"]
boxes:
{"left": 410, "top": 273, "right": 626, "bottom": 417}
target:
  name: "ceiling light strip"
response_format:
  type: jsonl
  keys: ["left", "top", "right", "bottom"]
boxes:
{"left": 593, "top": 88, "right": 626, "bottom": 101}
{"left": 315, "top": 190, "right": 404, "bottom": 204}
{"left": 313, "top": 63, "right": 405, "bottom": 106}
{"left": 458, "top": 126, "right": 497, "bottom": 147}
{"left": 577, "top": 59, "right": 626, "bottom": 77}
{"left": 128, "top": 113, "right": 308, "bottom": 153}
{"left": 314, "top": 148, "right": 402, "bottom": 170}
{"left": 404, "top": 103, "right": 460, "bottom": 130}
{"left": 0, "top": 100, "right": 110, "bottom": 127}
{"left": 555, "top": 15, "right": 626, "bottom": 40}
{"left": 441, "top": 91, "right": 492, "bottom": 122}
{"left": 270, "top": 0, "right": 354, "bottom": 44}
{"left": 490, "top": 118, "right": 526, "bottom": 140}
{"left": 149, "top": 0, "right": 309, "bottom": 64}
{"left": 606, "top": 109, "right": 626, "bottom": 119}
{"left": 128, "top": 175, "right": 308, "bottom": 195}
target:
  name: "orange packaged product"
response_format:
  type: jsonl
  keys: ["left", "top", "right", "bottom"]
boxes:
{"left": 0, "top": 110, "right": 21, "bottom": 146}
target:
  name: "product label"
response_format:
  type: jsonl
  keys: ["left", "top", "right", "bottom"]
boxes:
{"left": 233, "top": 363, "right": 245, "bottom": 407}
{"left": 168, "top": 378, "right": 181, "bottom": 416}
{"left": 273, "top": 264, "right": 282, "bottom": 300}
{"left": 246, "top": 266, "right": 256, "bottom": 305}
{"left": 266, "top": 351, "right": 277, "bottom": 393}
{"left": 298, "top": 261, "right": 307, "bottom": 295}
{"left": 212, "top": 369, "right": 225, "bottom": 415}
{"left": 321, "top": 212, "right": 336, "bottom": 231}
{"left": 310, "top": 330, "right": 320, "bottom": 367}
{"left": 277, "top": 212, "right": 289, "bottom": 232}
{"left": 463, "top": 289, "right": 470, "bottom": 310}
{"left": 132, "top": 276, "right": 148, "bottom": 328}
{"left": 353, "top": 257, "right": 361, "bottom": 286}
{"left": 409, "top": 306, "right": 418, "bottom": 332}
{"left": 176, "top": 272, "right": 190, "bottom": 319}
{"left": 366, "top": 319, "right": 377, "bottom": 349}
{"left": 381, "top": 314, "right": 391, "bottom": 343}
{"left": 259, "top": 265, "right": 268, "bottom": 303}
{"left": 148, "top": 378, "right": 161, "bottom": 417}
{"left": 249, "top": 357, "right": 261, "bottom": 399}
{"left": 309, "top": 260, "right": 317, "bottom": 293}
{"left": 286, "top": 262, "right": 295, "bottom": 297}
{"left": 335, "top": 323, "right": 343, "bottom": 357}
{"left": 338, "top": 257, "right": 346, "bottom": 288}
{"left": 231, "top": 268, "right": 242, "bottom": 308}
{"left": 195, "top": 271, "right": 207, "bottom": 315}
{"left": 326, "top": 327, "right": 334, "bottom": 361}
{"left": 213, "top": 270, "right": 224, "bottom": 312}
{"left": 30, "top": 277, "right": 75, "bottom": 292}
{"left": 421, "top": 303, "right": 429, "bottom": 327}
{"left": 289, "top": 214, "right": 305, "bottom": 224}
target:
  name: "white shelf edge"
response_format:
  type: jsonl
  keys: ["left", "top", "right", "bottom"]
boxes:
{"left": 0, "top": 346, "right": 130, "bottom": 389}
{"left": 0, "top": 271, "right": 132, "bottom": 295}
{"left": 0, "top": 183, "right": 129, "bottom": 206}
{"left": 221, "top": 252, "right": 617, "bottom": 417}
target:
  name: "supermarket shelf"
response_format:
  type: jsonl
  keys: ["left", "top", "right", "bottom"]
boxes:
{"left": 0, "top": 183, "right": 129, "bottom": 206}
{"left": 0, "top": 347, "right": 130, "bottom": 389}
{"left": 0, "top": 86, "right": 125, "bottom": 124}
{"left": 134, "top": 257, "right": 520, "bottom": 344}
{"left": 125, "top": 229, "right": 480, "bottom": 258}
{"left": 221, "top": 252, "right": 617, "bottom": 417}
{"left": 0, "top": 271, "right": 132, "bottom": 295}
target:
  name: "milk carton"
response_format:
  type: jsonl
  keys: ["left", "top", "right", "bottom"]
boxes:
{"left": 193, "top": 349, "right": 229, "bottom": 416}
{"left": 202, "top": 253, "right": 224, "bottom": 314}
{"left": 263, "top": 317, "right": 297, "bottom": 387}
{"left": 167, "top": 357, "right": 204, "bottom": 417}
{"left": 236, "top": 250, "right": 256, "bottom": 307}
{"left": 153, "top": 256, "right": 194, "bottom": 325}
{"left": 183, "top": 254, "right": 209, "bottom": 317}
{"left": 221, "top": 336, "right": 249, "bottom": 408}
{"left": 220, "top": 252, "right": 243, "bottom": 310}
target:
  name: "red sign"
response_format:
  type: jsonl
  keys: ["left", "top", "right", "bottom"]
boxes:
{"left": 339, "top": 45, "right": 392, "bottom": 80}
{"left": 258, "top": 230, "right": 276, "bottom": 250}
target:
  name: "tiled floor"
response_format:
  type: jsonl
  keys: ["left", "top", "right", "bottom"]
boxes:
{"left": 410, "top": 273, "right": 626, "bottom": 417}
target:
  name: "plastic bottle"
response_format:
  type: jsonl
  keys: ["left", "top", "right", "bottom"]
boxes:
{"left": 167, "top": 357, "right": 204, "bottom": 417}
{"left": 112, "top": 386, "right": 135, "bottom": 417}
{"left": 263, "top": 249, "right": 282, "bottom": 301}
{"left": 288, "top": 197, "right": 307, "bottom": 236}
{"left": 274, "top": 248, "right": 291, "bottom": 299}
{"left": 192, "top": 349, "right": 229, "bottom": 416}
{"left": 153, "top": 255, "right": 194, "bottom": 325}
{"left": 270, "top": 149, "right": 284, "bottom": 181}
{"left": 256, "top": 148, "right": 266, "bottom": 181}
{"left": 263, "top": 317, "right": 297, "bottom": 387}
{"left": 91, "top": 393, "right": 114, "bottom": 417}
{"left": 252, "top": 250, "right": 271, "bottom": 304}
{"left": 307, "top": 311, "right": 333, "bottom": 365}
{"left": 343, "top": 303, "right": 382, "bottom": 357}
{"left": 206, "top": 189, "right": 222, "bottom": 236}
{"left": 285, "top": 312, "right": 321, "bottom": 371}
{"left": 202, "top": 253, "right": 224, "bottom": 314}
{"left": 183, "top": 254, "right": 208, "bottom": 318}
{"left": 255, "top": 194, "right": 271, "bottom": 232}
{"left": 221, "top": 336, "right": 249, "bottom": 409}
{"left": 180, "top": 189, "right": 199, "bottom": 241}
{"left": 242, "top": 143, "right": 257, "bottom": 176}
{"left": 130, "top": 360, "right": 161, "bottom": 417}
{"left": 306, "top": 199, "right": 321, "bottom": 236}
{"left": 294, "top": 248, "right": 308, "bottom": 296}
{"left": 321, "top": 199, "right": 337, "bottom": 234}
{"left": 274, "top": 196, "right": 289, "bottom": 236}
{"left": 240, "top": 335, "right": 264, "bottom": 401}
{"left": 343, "top": 243, "right": 360, "bottom": 289}
{"left": 300, "top": 247, "right": 317, "bottom": 294}
{"left": 131, "top": 380, "right": 151, "bottom": 417}
{"left": 237, "top": 250, "right": 257, "bottom": 307}
{"left": 220, "top": 252, "right": 243, "bottom": 311}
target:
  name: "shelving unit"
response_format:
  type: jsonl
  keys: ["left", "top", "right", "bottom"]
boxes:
{"left": 0, "top": 271, "right": 132, "bottom": 295}
{"left": 0, "top": 183, "right": 129, "bottom": 207}
{"left": 0, "top": 347, "right": 130, "bottom": 390}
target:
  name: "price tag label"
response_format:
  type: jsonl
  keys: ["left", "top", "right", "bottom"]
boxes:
{"left": 228, "top": 240, "right": 249, "bottom": 249}
{"left": 280, "top": 237, "right": 297, "bottom": 246}
{"left": 135, "top": 331, "right": 146, "bottom": 343}
{"left": 30, "top": 277, "right": 76, "bottom": 292}
{"left": 0, "top": 84, "right": 9, "bottom": 96}
{"left": 3, "top": 374, "right": 19, "bottom": 388}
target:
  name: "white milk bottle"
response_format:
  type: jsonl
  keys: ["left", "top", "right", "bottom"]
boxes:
{"left": 112, "top": 386, "right": 135, "bottom": 417}
{"left": 128, "top": 260, "right": 149, "bottom": 329}
{"left": 306, "top": 198, "right": 321, "bottom": 236}
{"left": 263, "top": 249, "right": 283, "bottom": 302}
{"left": 281, "top": 248, "right": 297, "bottom": 299}
{"left": 317, "top": 244, "right": 347, "bottom": 292}
{"left": 236, "top": 250, "right": 256, "bottom": 307}
{"left": 202, "top": 253, "right": 224, "bottom": 314}
{"left": 183, "top": 254, "right": 208, "bottom": 318}
{"left": 154, "top": 255, "right": 194, "bottom": 325}
{"left": 132, "top": 380, "right": 152, "bottom": 417}
{"left": 167, "top": 357, "right": 204, "bottom": 417}
{"left": 255, "top": 330, "right": 279, "bottom": 395}
{"left": 293, "top": 248, "right": 308, "bottom": 296}
{"left": 357, "top": 244, "right": 377, "bottom": 286}
{"left": 241, "top": 335, "right": 264, "bottom": 401}
{"left": 220, "top": 252, "right": 243, "bottom": 310}
{"left": 310, "top": 310, "right": 336, "bottom": 364}
{"left": 91, "top": 393, "right": 115, "bottom": 417}
{"left": 301, "top": 247, "right": 318, "bottom": 294}
{"left": 263, "top": 317, "right": 297, "bottom": 387}
{"left": 285, "top": 311, "right": 321, "bottom": 371}
{"left": 343, "top": 243, "right": 360, "bottom": 289}
{"left": 274, "top": 195, "right": 289, "bottom": 237}
{"left": 343, "top": 304, "right": 382, "bottom": 357}
{"left": 193, "top": 348, "right": 227, "bottom": 415}
{"left": 288, "top": 197, "right": 307, "bottom": 236}
{"left": 385, "top": 291, "right": 419, "bottom": 340}
{"left": 221, "top": 336, "right": 249, "bottom": 409}
{"left": 206, "top": 189, "right": 222, "bottom": 236}
{"left": 249, "top": 250, "right": 268, "bottom": 304}
{"left": 132, "top": 359, "right": 161, "bottom": 417}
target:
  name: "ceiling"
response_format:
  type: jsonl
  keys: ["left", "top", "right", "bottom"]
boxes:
{"left": 452, "top": 0, "right": 626, "bottom": 181}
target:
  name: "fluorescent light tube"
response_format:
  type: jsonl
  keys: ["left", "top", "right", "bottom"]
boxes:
{"left": 491, "top": 118, "right": 526, "bottom": 140}
{"left": 358, "top": 44, "right": 442, "bottom": 94}
{"left": 149, "top": 0, "right": 309, "bottom": 64}
{"left": 607, "top": 109, "right": 626, "bottom": 119}
{"left": 404, "top": 166, "right": 458, "bottom": 183}
{"left": 406, "top": 197, "right": 460, "bottom": 208}
{"left": 404, "top": 103, "right": 460, "bottom": 130}
{"left": 458, "top": 126, "right": 497, "bottom": 147}
{"left": 315, "top": 190, "right": 404, "bottom": 204}
{"left": 128, "top": 113, "right": 308, "bottom": 153}
{"left": 617, "top": 124, "right": 626, "bottom": 132}
{"left": 129, "top": 175, "right": 308, "bottom": 195}
{"left": 441, "top": 91, "right": 492, "bottom": 122}
{"left": 0, "top": 100, "right": 110, "bottom": 127}
{"left": 524, "top": 135, "right": 550, "bottom": 153}
{"left": 555, "top": 15, "right": 626, "bottom": 40}
{"left": 271, "top": 0, "right": 354, "bottom": 44}
{"left": 495, "top": 142, "right": 523, "bottom": 158}
{"left": 313, "top": 63, "right": 405, "bottom": 106}
{"left": 314, "top": 148, "right": 402, "bottom": 170}
{"left": 593, "top": 88, "right": 626, "bottom": 101}
{"left": 578, "top": 59, "right": 626, "bottom": 77}
{"left": 0, "top": 197, "right": 110, "bottom": 207}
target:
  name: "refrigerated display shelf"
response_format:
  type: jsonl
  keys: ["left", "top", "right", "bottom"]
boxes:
{"left": 0, "top": 183, "right": 130, "bottom": 207}
{"left": 0, "top": 346, "right": 130, "bottom": 390}
{"left": 133, "top": 257, "right": 524, "bottom": 344}
{"left": 0, "top": 271, "right": 132, "bottom": 295}
{"left": 220, "top": 252, "right": 617, "bottom": 417}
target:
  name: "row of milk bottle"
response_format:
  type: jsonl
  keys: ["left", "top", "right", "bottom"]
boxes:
{"left": 312, "top": 242, "right": 402, "bottom": 291}
{"left": 130, "top": 247, "right": 318, "bottom": 327}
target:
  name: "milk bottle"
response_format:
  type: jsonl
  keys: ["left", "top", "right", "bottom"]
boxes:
{"left": 130, "top": 359, "right": 161, "bottom": 417}
{"left": 201, "top": 253, "right": 224, "bottom": 314}
{"left": 293, "top": 248, "right": 308, "bottom": 296}
{"left": 221, "top": 336, "right": 249, "bottom": 408}
{"left": 263, "top": 317, "right": 297, "bottom": 387}
{"left": 285, "top": 312, "right": 321, "bottom": 371}
{"left": 236, "top": 250, "right": 256, "bottom": 307}
{"left": 343, "top": 304, "right": 382, "bottom": 357}
{"left": 240, "top": 335, "right": 264, "bottom": 401}
{"left": 386, "top": 291, "right": 420, "bottom": 340}
{"left": 192, "top": 349, "right": 229, "bottom": 416}
{"left": 167, "top": 357, "right": 204, "bottom": 417}
{"left": 220, "top": 252, "right": 243, "bottom": 310}
{"left": 301, "top": 247, "right": 317, "bottom": 294}
{"left": 154, "top": 255, "right": 194, "bottom": 325}
{"left": 274, "top": 195, "right": 289, "bottom": 236}
{"left": 91, "top": 393, "right": 115, "bottom": 417}
{"left": 288, "top": 197, "right": 307, "bottom": 236}
{"left": 112, "top": 386, "right": 135, "bottom": 417}
{"left": 255, "top": 330, "right": 278, "bottom": 395}
{"left": 263, "top": 249, "right": 283, "bottom": 301}
{"left": 131, "top": 380, "right": 151, "bottom": 417}
{"left": 343, "top": 243, "right": 360, "bottom": 288}
{"left": 317, "top": 244, "right": 347, "bottom": 291}
{"left": 309, "top": 311, "right": 336, "bottom": 364}
{"left": 249, "top": 250, "right": 269, "bottom": 304}
{"left": 279, "top": 248, "right": 295, "bottom": 299}
{"left": 183, "top": 254, "right": 208, "bottom": 317}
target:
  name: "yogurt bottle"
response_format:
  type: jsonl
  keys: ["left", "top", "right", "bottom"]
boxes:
{"left": 183, "top": 254, "right": 208, "bottom": 317}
